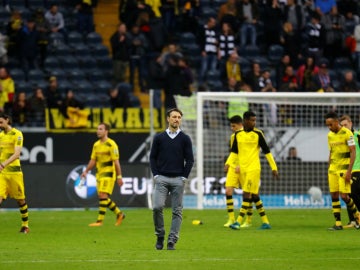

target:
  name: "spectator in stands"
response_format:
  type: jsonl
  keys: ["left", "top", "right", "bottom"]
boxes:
{"left": 221, "top": 52, "right": 242, "bottom": 86}
{"left": 6, "top": 10, "right": 23, "bottom": 59}
{"left": 164, "top": 56, "right": 193, "bottom": 110}
{"left": 19, "top": 18, "right": 40, "bottom": 76}
{"left": 237, "top": 0, "right": 259, "bottom": 47}
{"left": 0, "top": 67, "right": 15, "bottom": 105}
{"left": 286, "top": 146, "right": 301, "bottom": 161}
{"left": 258, "top": 69, "right": 276, "bottom": 93}
{"left": 217, "top": 0, "right": 239, "bottom": 33}
{"left": 119, "top": 0, "right": 138, "bottom": 29}
{"left": 28, "top": 87, "right": 46, "bottom": 126}
{"left": 11, "top": 92, "right": 31, "bottom": 126}
{"left": 34, "top": 8, "right": 51, "bottom": 69}
{"left": 276, "top": 54, "right": 291, "bottom": 88}
{"left": 147, "top": 52, "right": 165, "bottom": 109}
{"left": 60, "top": 89, "right": 85, "bottom": 119}
{"left": 244, "top": 61, "right": 261, "bottom": 91}
{"left": 198, "top": 17, "right": 218, "bottom": 86}
{"left": 315, "top": 0, "right": 337, "bottom": 17}
{"left": 262, "top": 0, "right": 283, "bottom": 49}
{"left": 45, "top": 4, "right": 66, "bottom": 38}
{"left": 355, "top": 24, "right": 360, "bottom": 72}
{"left": 178, "top": 0, "right": 201, "bottom": 33}
{"left": 283, "top": 0, "right": 306, "bottom": 35}
{"left": 218, "top": 22, "right": 237, "bottom": 65}
{"left": 110, "top": 23, "right": 131, "bottom": 84}
{"left": 109, "top": 87, "right": 130, "bottom": 109}
{"left": 311, "top": 59, "right": 334, "bottom": 92}
{"left": 128, "top": 24, "right": 148, "bottom": 93}
{"left": 145, "top": 0, "right": 162, "bottom": 18}
{"left": 339, "top": 70, "right": 359, "bottom": 92}
{"left": 280, "top": 22, "right": 302, "bottom": 68}
{"left": 160, "top": 42, "right": 183, "bottom": 72}
{"left": 140, "top": 9, "right": 168, "bottom": 53}
{"left": 296, "top": 56, "right": 319, "bottom": 91}
{"left": 75, "top": 0, "right": 95, "bottom": 34}
{"left": 279, "top": 65, "right": 298, "bottom": 92}
{"left": 160, "top": 0, "right": 180, "bottom": 33}
{"left": 322, "top": 6, "right": 346, "bottom": 63}
{"left": 258, "top": 69, "right": 277, "bottom": 124}
{"left": 305, "top": 11, "right": 325, "bottom": 64}
{"left": 0, "top": 33, "right": 8, "bottom": 66}
{"left": 45, "top": 76, "right": 63, "bottom": 108}
{"left": 337, "top": 0, "right": 359, "bottom": 26}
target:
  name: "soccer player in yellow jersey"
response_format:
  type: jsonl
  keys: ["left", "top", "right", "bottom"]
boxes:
{"left": 81, "top": 123, "right": 125, "bottom": 227}
{"left": 0, "top": 113, "right": 29, "bottom": 233}
{"left": 224, "top": 115, "right": 250, "bottom": 227}
{"left": 227, "top": 111, "right": 279, "bottom": 230}
{"left": 325, "top": 112, "right": 360, "bottom": 230}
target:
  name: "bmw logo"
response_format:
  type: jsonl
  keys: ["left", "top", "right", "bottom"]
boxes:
{"left": 66, "top": 165, "right": 98, "bottom": 207}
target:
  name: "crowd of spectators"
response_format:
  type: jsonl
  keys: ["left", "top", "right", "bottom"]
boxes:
{"left": 1, "top": 0, "right": 360, "bottom": 127}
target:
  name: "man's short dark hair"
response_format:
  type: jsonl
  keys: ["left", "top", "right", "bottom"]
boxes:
{"left": 166, "top": 108, "right": 183, "bottom": 117}
{"left": 325, "top": 111, "right": 338, "bottom": 120}
{"left": 229, "top": 115, "right": 243, "bottom": 124}
{"left": 243, "top": 111, "right": 256, "bottom": 120}
{"left": 0, "top": 113, "right": 12, "bottom": 125}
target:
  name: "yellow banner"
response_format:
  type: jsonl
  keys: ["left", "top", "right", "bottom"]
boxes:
{"left": 45, "top": 107, "right": 165, "bottom": 133}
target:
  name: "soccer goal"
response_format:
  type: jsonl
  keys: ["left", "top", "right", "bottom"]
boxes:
{"left": 175, "top": 92, "right": 360, "bottom": 210}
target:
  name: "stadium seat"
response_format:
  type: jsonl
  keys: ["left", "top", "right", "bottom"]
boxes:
{"left": 239, "top": 57, "right": 251, "bottom": 71}
{"left": 179, "top": 32, "right": 196, "bottom": 47}
{"left": 333, "top": 57, "right": 353, "bottom": 71}
{"left": 200, "top": 6, "right": 217, "bottom": 19}
{"left": 86, "top": 32, "right": 103, "bottom": 46}
{"left": 10, "top": 0, "right": 27, "bottom": 9}
{"left": 268, "top": 44, "right": 284, "bottom": 64}
{"left": 207, "top": 80, "right": 224, "bottom": 91}
{"left": 57, "top": 79, "right": 75, "bottom": 93}
{"left": 207, "top": 70, "right": 221, "bottom": 81}
{"left": 10, "top": 68, "right": 26, "bottom": 82}
{"left": 73, "top": 79, "right": 95, "bottom": 94}
{"left": 66, "top": 68, "right": 87, "bottom": 82}
{"left": 181, "top": 43, "right": 201, "bottom": 57}
{"left": 128, "top": 93, "right": 141, "bottom": 107}
{"left": 48, "top": 68, "right": 67, "bottom": 80}
{"left": 117, "top": 82, "right": 133, "bottom": 95}
{"left": 44, "top": 56, "right": 61, "bottom": 71}
{"left": 27, "top": 69, "right": 45, "bottom": 82}
{"left": 91, "top": 44, "right": 110, "bottom": 57}
{"left": 15, "top": 80, "right": 33, "bottom": 93}
{"left": 78, "top": 56, "right": 98, "bottom": 71}
{"left": 28, "top": 0, "right": 46, "bottom": 10}
{"left": 251, "top": 56, "right": 270, "bottom": 70}
{"left": 60, "top": 56, "right": 79, "bottom": 69}
{"left": 53, "top": 43, "right": 72, "bottom": 58}
{"left": 86, "top": 68, "right": 106, "bottom": 82}
{"left": 67, "top": 31, "right": 84, "bottom": 46}
{"left": 72, "top": 43, "right": 91, "bottom": 57}
{"left": 30, "top": 79, "right": 48, "bottom": 91}
{"left": 239, "top": 45, "right": 261, "bottom": 60}
{"left": 96, "top": 56, "right": 112, "bottom": 71}
{"left": 0, "top": 7, "right": 10, "bottom": 26}
{"left": 93, "top": 80, "right": 113, "bottom": 94}
{"left": 48, "top": 32, "right": 65, "bottom": 46}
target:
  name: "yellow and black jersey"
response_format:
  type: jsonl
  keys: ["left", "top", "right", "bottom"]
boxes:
{"left": 90, "top": 138, "right": 119, "bottom": 179}
{"left": 229, "top": 127, "right": 273, "bottom": 172}
{"left": 0, "top": 128, "right": 23, "bottom": 174}
{"left": 328, "top": 126, "right": 354, "bottom": 174}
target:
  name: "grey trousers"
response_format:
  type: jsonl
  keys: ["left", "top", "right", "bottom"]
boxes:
{"left": 152, "top": 175, "right": 185, "bottom": 243}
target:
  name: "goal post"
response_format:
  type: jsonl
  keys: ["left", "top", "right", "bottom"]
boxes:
{"left": 175, "top": 92, "right": 360, "bottom": 210}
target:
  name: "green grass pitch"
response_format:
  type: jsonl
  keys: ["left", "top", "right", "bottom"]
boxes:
{"left": 0, "top": 208, "right": 360, "bottom": 270}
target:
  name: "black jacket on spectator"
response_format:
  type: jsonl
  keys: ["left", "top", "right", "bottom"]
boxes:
{"left": 110, "top": 31, "right": 131, "bottom": 61}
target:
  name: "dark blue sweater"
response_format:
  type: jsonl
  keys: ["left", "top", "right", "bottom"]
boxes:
{"left": 150, "top": 131, "right": 194, "bottom": 178}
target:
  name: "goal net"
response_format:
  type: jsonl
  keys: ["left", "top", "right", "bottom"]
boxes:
{"left": 174, "top": 92, "right": 360, "bottom": 209}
